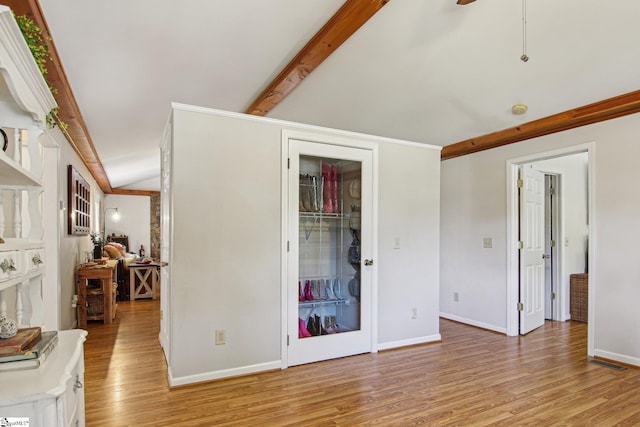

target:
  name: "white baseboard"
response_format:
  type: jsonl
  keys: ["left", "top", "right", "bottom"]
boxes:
{"left": 168, "top": 360, "right": 282, "bottom": 387}
{"left": 594, "top": 349, "right": 640, "bottom": 368}
{"left": 377, "top": 334, "right": 441, "bottom": 351}
{"left": 439, "top": 312, "right": 507, "bottom": 334}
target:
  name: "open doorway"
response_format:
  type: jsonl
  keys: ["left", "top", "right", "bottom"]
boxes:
{"left": 516, "top": 166, "right": 565, "bottom": 334}
{"left": 506, "top": 144, "right": 593, "bottom": 353}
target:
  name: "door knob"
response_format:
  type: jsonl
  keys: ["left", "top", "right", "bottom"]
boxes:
{"left": 542, "top": 254, "right": 550, "bottom": 259}
{"left": 364, "top": 259, "right": 374, "bottom": 266}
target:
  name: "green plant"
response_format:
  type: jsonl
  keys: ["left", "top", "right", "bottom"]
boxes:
{"left": 90, "top": 232, "right": 105, "bottom": 247}
{"left": 14, "top": 14, "right": 50, "bottom": 78}
{"left": 14, "top": 13, "right": 67, "bottom": 131}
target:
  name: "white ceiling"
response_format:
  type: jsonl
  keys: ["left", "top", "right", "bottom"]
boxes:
{"left": 38, "top": 0, "right": 640, "bottom": 192}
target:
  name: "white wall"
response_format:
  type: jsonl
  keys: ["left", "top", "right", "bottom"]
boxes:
{"left": 440, "top": 112, "right": 640, "bottom": 366}
{"left": 532, "top": 153, "right": 589, "bottom": 320}
{"left": 167, "top": 106, "right": 441, "bottom": 384}
{"left": 377, "top": 142, "right": 440, "bottom": 347}
{"left": 104, "top": 194, "right": 150, "bottom": 255}
{"left": 49, "top": 128, "right": 103, "bottom": 330}
{"left": 171, "top": 110, "right": 283, "bottom": 382}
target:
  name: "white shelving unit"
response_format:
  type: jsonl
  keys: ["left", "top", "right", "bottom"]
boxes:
{"left": 0, "top": 5, "right": 56, "bottom": 328}
{"left": 0, "top": 6, "right": 86, "bottom": 426}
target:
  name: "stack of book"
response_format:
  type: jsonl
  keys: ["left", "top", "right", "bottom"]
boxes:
{"left": 0, "top": 327, "right": 58, "bottom": 372}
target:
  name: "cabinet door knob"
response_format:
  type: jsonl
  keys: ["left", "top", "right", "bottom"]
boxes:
{"left": 364, "top": 259, "right": 374, "bottom": 266}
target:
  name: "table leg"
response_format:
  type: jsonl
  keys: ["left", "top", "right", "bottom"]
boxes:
{"left": 152, "top": 268, "right": 157, "bottom": 299}
{"left": 103, "top": 277, "right": 112, "bottom": 324}
{"left": 130, "top": 268, "right": 135, "bottom": 301}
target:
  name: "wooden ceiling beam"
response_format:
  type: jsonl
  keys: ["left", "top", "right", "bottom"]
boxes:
{"left": 441, "top": 90, "right": 640, "bottom": 161}
{"left": 245, "top": 0, "right": 391, "bottom": 116}
{"left": 109, "top": 188, "right": 160, "bottom": 196}
{"left": 4, "top": 0, "right": 113, "bottom": 193}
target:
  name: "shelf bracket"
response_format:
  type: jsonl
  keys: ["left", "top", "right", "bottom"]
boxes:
{"left": 303, "top": 216, "right": 320, "bottom": 240}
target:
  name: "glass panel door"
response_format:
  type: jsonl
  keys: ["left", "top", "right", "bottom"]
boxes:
{"left": 288, "top": 139, "right": 373, "bottom": 366}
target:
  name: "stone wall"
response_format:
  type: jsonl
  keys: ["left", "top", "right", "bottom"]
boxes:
{"left": 150, "top": 194, "right": 160, "bottom": 259}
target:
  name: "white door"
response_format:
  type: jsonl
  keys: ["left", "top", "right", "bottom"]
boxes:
{"left": 519, "top": 165, "right": 545, "bottom": 334}
{"left": 287, "top": 139, "right": 373, "bottom": 366}
{"left": 159, "top": 137, "right": 172, "bottom": 362}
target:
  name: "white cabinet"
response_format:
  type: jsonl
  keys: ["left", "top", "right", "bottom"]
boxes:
{"left": 0, "top": 330, "right": 87, "bottom": 426}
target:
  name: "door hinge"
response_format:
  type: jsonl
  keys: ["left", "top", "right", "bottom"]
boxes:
{"left": 518, "top": 241, "right": 524, "bottom": 249}
{"left": 550, "top": 240, "right": 556, "bottom": 248}
{"left": 517, "top": 179, "right": 524, "bottom": 188}
{"left": 552, "top": 292, "right": 557, "bottom": 300}
{"left": 287, "top": 241, "right": 290, "bottom": 252}
{"left": 287, "top": 335, "right": 290, "bottom": 346}
{"left": 550, "top": 187, "right": 556, "bottom": 195}
{"left": 518, "top": 302, "right": 524, "bottom": 311}
{"left": 287, "top": 158, "right": 290, "bottom": 169}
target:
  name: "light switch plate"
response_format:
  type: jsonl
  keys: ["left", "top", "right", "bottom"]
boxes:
{"left": 215, "top": 329, "right": 226, "bottom": 345}
{"left": 483, "top": 237, "right": 493, "bottom": 249}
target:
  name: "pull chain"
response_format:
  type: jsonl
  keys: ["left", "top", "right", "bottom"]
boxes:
{"left": 520, "top": 0, "right": 529, "bottom": 62}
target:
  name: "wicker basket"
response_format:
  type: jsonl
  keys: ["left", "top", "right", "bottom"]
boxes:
{"left": 86, "top": 283, "right": 117, "bottom": 316}
{"left": 570, "top": 273, "right": 588, "bottom": 322}
{"left": 86, "top": 294, "right": 103, "bottom": 315}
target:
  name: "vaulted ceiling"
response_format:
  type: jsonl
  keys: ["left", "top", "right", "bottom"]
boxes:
{"left": 6, "top": 0, "right": 640, "bottom": 193}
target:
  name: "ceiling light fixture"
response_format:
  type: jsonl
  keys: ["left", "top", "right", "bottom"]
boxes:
{"left": 520, "top": 0, "right": 529, "bottom": 62}
{"left": 512, "top": 104, "right": 528, "bottom": 115}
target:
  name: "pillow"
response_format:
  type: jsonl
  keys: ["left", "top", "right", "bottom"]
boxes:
{"left": 107, "top": 242, "right": 127, "bottom": 256}
{"left": 103, "top": 245, "right": 121, "bottom": 259}
{"left": 109, "top": 242, "right": 125, "bottom": 251}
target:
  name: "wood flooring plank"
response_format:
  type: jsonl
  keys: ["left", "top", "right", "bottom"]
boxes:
{"left": 82, "top": 301, "right": 639, "bottom": 426}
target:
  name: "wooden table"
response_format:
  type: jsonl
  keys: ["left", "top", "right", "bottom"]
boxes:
{"left": 129, "top": 262, "right": 160, "bottom": 300}
{"left": 77, "top": 260, "right": 118, "bottom": 328}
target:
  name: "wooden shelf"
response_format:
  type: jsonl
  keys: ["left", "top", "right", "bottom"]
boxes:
{"left": 77, "top": 261, "right": 118, "bottom": 328}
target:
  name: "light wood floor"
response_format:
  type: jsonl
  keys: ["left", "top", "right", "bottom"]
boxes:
{"left": 83, "top": 300, "right": 640, "bottom": 426}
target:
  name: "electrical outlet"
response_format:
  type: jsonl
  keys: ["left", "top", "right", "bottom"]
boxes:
{"left": 454, "top": 292, "right": 459, "bottom": 302}
{"left": 215, "top": 329, "right": 226, "bottom": 345}
{"left": 411, "top": 307, "right": 418, "bottom": 319}
{"left": 71, "top": 294, "right": 78, "bottom": 308}
{"left": 394, "top": 237, "right": 401, "bottom": 249}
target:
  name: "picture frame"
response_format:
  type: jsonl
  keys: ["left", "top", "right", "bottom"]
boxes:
{"left": 68, "top": 165, "right": 91, "bottom": 235}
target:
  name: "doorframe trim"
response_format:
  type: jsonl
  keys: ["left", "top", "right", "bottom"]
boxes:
{"left": 280, "top": 136, "right": 289, "bottom": 369}
{"left": 280, "top": 129, "right": 380, "bottom": 369}
{"left": 505, "top": 143, "right": 595, "bottom": 356}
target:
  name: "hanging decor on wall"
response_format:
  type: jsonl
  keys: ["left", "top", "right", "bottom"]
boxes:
{"left": 68, "top": 165, "right": 91, "bottom": 235}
